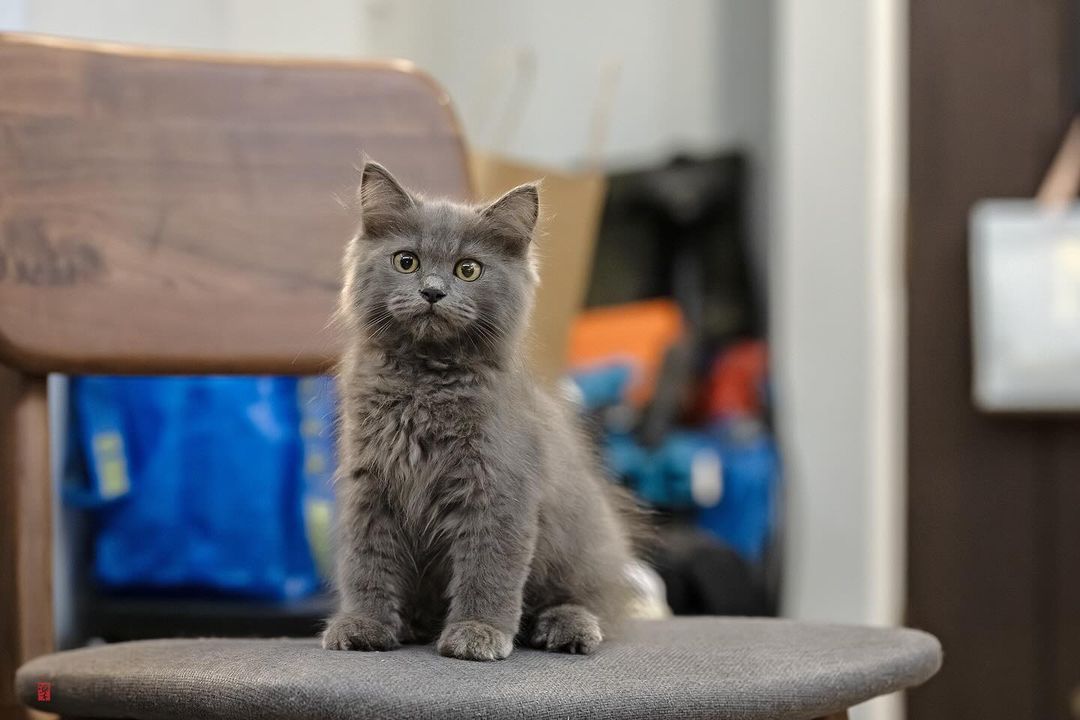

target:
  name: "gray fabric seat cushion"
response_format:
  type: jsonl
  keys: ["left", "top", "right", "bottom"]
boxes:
{"left": 17, "top": 617, "right": 942, "bottom": 720}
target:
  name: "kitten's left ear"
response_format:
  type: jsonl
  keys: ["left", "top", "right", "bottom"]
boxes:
{"left": 480, "top": 182, "right": 540, "bottom": 250}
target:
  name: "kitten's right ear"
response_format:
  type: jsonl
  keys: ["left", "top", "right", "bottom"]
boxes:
{"left": 479, "top": 182, "right": 540, "bottom": 253}
{"left": 358, "top": 161, "right": 414, "bottom": 238}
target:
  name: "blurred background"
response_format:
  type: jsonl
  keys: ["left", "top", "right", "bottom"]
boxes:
{"left": 1, "top": 1, "right": 1078, "bottom": 719}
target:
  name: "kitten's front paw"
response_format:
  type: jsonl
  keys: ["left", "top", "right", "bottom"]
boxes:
{"left": 437, "top": 620, "right": 513, "bottom": 661}
{"left": 322, "top": 613, "right": 400, "bottom": 651}
{"left": 530, "top": 604, "right": 603, "bottom": 655}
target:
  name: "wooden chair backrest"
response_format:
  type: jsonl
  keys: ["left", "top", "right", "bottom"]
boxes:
{"left": 0, "top": 34, "right": 471, "bottom": 375}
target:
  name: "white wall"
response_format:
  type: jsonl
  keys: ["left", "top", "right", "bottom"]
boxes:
{"left": 772, "top": 0, "right": 906, "bottom": 718}
{"left": 355, "top": 0, "right": 749, "bottom": 171}
{"left": 718, "top": 0, "right": 774, "bottom": 300}
{"left": 774, "top": 0, "right": 873, "bottom": 623}
{"left": 10, "top": 0, "right": 367, "bottom": 55}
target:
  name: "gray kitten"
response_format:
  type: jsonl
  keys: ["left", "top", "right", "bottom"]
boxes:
{"left": 322, "top": 162, "right": 643, "bottom": 661}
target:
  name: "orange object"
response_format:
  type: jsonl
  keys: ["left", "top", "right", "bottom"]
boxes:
{"left": 702, "top": 340, "right": 768, "bottom": 419}
{"left": 567, "top": 299, "right": 685, "bottom": 407}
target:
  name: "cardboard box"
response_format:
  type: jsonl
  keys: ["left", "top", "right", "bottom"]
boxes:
{"left": 469, "top": 152, "right": 606, "bottom": 383}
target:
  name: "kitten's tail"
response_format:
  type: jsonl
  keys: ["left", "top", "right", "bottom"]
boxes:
{"left": 605, "top": 481, "right": 657, "bottom": 561}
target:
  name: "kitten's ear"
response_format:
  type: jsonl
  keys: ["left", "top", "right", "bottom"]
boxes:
{"left": 358, "top": 161, "right": 414, "bottom": 238}
{"left": 480, "top": 182, "right": 539, "bottom": 251}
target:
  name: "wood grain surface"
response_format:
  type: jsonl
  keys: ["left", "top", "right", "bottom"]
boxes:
{"left": 0, "top": 34, "right": 470, "bottom": 375}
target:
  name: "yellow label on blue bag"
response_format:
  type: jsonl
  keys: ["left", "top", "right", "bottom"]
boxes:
{"left": 304, "top": 498, "right": 334, "bottom": 580}
{"left": 92, "top": 431, "right": 130, "bottom": 500}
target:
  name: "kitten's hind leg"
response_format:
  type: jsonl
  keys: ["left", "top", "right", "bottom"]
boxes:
{"left": 529, "top": 604, "right": 603, "bottom": 655}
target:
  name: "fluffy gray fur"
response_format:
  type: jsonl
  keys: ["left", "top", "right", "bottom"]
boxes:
{"left": 322, "top": 162, "right": 641, "bottom": 661}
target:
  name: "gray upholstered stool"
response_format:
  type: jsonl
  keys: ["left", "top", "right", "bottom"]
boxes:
{"left": 16, "top": 617, "right": 941, "bottom": 720}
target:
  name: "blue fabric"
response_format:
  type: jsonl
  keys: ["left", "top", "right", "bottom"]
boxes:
{"left": 696, "top": 421, "right": 778, "bottom": 562}
{"left": 71, "top": 376, "right": 320, "bottom": 600}
{"left": 604, "top": 423, "right": 778, "bottom": 561}
{"left": 569, "top": 363, "right": 634, "bottom": 411}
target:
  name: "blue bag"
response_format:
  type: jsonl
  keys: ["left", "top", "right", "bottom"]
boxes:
{"left": 71, "top": 376, "right": 321, "bottom": 600}
{"left": 695, "top": 420, "right": 779, "bottom": 562}
{"left": 603, "top": 423, "right": 777, "bottom": 562}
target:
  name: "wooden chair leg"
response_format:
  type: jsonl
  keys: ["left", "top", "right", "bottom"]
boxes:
{"left": 0, "top": 366, "right": 55, "bottom": 720}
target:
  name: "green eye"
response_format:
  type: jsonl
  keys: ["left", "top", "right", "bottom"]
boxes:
{"left": 454, "top": 259, "right": 483, "bottom": 282}
{"left": 392, "top": 251, "right": 419, "bottom": 273}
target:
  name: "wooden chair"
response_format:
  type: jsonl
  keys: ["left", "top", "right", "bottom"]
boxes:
{"left": 0, "top": 33, "right": 939, "bottom": 720}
